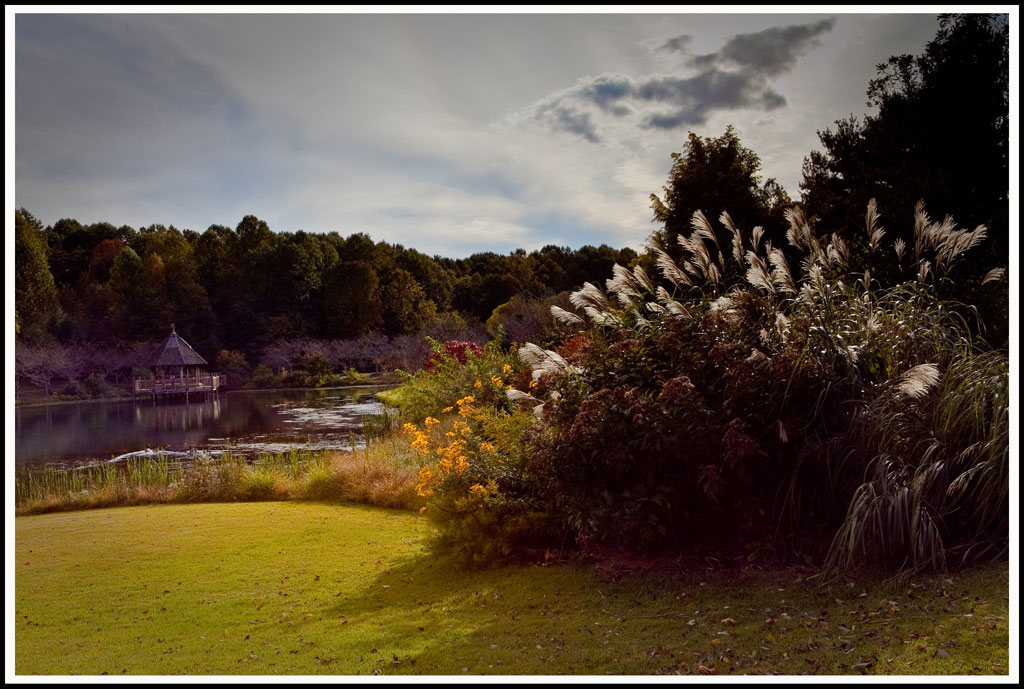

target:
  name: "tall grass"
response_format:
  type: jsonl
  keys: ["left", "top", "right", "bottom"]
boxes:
{"left": 15, "top": 442, "right": 422, "bottom": 516}
{"left": 826, "top": 350, "right": 1009, "bottom": 574}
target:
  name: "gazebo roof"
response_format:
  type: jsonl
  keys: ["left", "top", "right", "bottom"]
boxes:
{"left": 148, "top": 326, "right": 208, "bottom": 367}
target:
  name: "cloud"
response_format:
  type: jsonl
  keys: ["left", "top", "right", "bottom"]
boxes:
{"left": 695, "top": 18, "right": 836, "bottom": 77}
{"left": 516, "top": 18, "right": 834, "bottom": 141}
{"left": 658, "top": 34, "right": 693, "bottom": 54}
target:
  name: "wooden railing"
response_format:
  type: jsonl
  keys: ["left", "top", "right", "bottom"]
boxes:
{"left": 134, "top": 374, "right": 222, "bottom": 394}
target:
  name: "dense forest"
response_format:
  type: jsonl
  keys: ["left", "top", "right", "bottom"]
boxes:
{"left": 14, "top": 14, "right": 1009, "bottom": 401}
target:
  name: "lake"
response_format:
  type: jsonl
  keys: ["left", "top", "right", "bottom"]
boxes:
{"left": 14, "top": 386, "right": 391, "bottom": 470}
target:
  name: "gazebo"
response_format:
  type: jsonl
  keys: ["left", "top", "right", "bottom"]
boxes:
{"left": 134, "top": 325, "right": 221, "bottom": 401}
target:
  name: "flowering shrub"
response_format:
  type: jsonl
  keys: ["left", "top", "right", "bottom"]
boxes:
{"left": 388, "top": 341, "right": 547, "bottom": 565}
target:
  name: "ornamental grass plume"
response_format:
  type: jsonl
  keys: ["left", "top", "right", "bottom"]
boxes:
{"left": 896, "top": 363, "right": 941, "bottom": 399}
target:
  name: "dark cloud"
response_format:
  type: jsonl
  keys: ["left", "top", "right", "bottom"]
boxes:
{"left": 696, "top": 18, "right": 836, "bottom": 77}
{"left": 658, "top": 34, "right": 693, "bottom": 54}
{"left": 523, "top": 18, "right": 833, "bottom": 141}
{"left": 580, "top": 75, "right": 634, "bottom": 114}
{"left": 637, "top": 71, "right": 787, "bottom": 129}
{"left": 547, "top": 105, "right": 600, "bottom": 143}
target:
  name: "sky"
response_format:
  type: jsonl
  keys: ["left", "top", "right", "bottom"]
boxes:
{"left": 7, "top": 8, "right": 983, "bottom": 258}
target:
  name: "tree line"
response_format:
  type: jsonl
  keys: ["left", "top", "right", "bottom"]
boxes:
{"left": 14, "top": 208, "right": 636, "bottom": 358}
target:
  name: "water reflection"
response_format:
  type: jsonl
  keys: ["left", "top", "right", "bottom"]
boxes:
{"left": 15, "top": 386, "right": 388, "bottom": 469}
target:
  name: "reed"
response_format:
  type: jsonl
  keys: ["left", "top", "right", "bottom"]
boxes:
{"left": 15, "top": 441, "right": 419, "bottom": 516}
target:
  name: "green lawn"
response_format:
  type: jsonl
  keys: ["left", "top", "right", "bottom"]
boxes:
{"left": 14, "top": 502, "right": 1010, "bottom": 676}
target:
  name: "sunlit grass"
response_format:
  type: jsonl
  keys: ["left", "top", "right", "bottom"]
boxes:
{"left": 14, "top": 502, "right": 1009, "bottom": 676}
{"left": 15, "top": 437, "right": 422, "bottom": 516}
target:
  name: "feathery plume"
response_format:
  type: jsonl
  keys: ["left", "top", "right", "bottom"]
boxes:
{"left": 664, "top": 300, "right": 693, "bottom": 320}
{"left": 917, "top": 260, "right": 931, "bottom": 284}
{"left": 719, "top": 211, "right": 745, "bottom": 267}
{"left": 827, "top": 234, "right": 849, "bottom": 270}
{"left": 550, "top": 305, "right": 585, "bottom": 326}
{"left": 570, "top": 282, "right": 609, "bottom": 312}
{"left": 936, "top": 224, "right": 987, "bottom": 269}
{"left": 751, "top": 226, "right": 765, "bottom": 254}
{"left": 894, "top": 238, "right": 907, "bottom": 265}
{"left": 864, "top": 198, "right": 886, "bottom": 252}
{"left": 606, "top": 263, "right": 641, "bottom": 306}
{"left": 785, "top": 207, "right": 807, "bottom": 250}
{"left": 897, "top": 363, "right": 941, "bottom": 399}
{"left": 768, "top": 247, "right": 796, "bottom": 294}
{"left": 645, "top": 238, "right": 693, "bottom": 288}
{"left": 632, "top": 264, "right": 655, "bottom": 293}
{"left": 913, "top": 199, "right": 929, "bottom": 264}
{"left": 691, "top": 210, "right": 725, "bottom": 273}
{"left": 775, "top": 311, "right": 790, "bottom": 338}
{"left": 678, "top": 231, "right": 718, "bottom": 285}
{"left": 746, "top": 251, "right": 775, "bottom": 294}
{"left": 981, "top": 267, "right": 1005, "bottom": 285}
{"left": 506, "top": 388, "right": 540, "bottom": 404}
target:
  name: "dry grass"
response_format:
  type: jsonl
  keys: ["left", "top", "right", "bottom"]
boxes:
{"left": 15, "top": 437, "right": 423, "bottom": 517}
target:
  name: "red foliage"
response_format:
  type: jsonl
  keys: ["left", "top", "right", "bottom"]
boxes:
{"left": 424, "top": 340, "right": 483, "bottom": 371}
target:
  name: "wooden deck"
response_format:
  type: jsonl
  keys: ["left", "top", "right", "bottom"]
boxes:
{"left": 134, "top": 374, "right": 222, "bottom": 399}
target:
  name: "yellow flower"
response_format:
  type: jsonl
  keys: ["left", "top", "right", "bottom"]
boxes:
{"left": 479, "top": 441, "right": 496, "bottom": 453}
{"left": 411, "top": 431, "right": 431, "bottom": 456}
{"left": 457, "top": 395, "right": 475, "bottom": 406}
{"left": 469, "top": 483, "right": 489, "bottom": 498}
{"left": 438, "top": 457, "right": 453, "bottom": 474}
{"left": 424, "top": 416, "right": 440, "bottom": 426}
{"left": 442, "top": 406, "right": 453, "bottom": 413}
{"left": 502, "top": 364, "right": 512, "bottom": 375}
{"left": 490, "top": 375, "right": 503, "bottom": 386}
{"left": 415, "top": 466, "right": 434, "bottom": 497}
{"left": 474, "top": 380, "right": 482, "bottom": 389}
{"left": 455, "top": 456, "right": 469, "bottom": 476}
{"left": 529, "top": 379, "right": 538, "bottom": 390}
{"left": 402, "top": 422, "right": 418, "bottom": 435}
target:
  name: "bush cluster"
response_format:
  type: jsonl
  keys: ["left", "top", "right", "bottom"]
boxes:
{"left": 392, "top": 203, "right": 1008, "bottom": 574}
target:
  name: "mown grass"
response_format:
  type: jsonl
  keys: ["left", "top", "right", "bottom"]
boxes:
{"left": 14, "top": 502, "right": 1009, "bottom": 676}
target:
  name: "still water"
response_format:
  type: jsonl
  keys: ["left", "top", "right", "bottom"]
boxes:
{"left": 14, "top": 386, "right": 390, "bottom": 470}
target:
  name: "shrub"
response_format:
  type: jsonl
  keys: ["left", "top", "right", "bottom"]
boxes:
{"left": 394, "top": 351, "right": 550, "bottom": 565}
{"left": 385, "top": 338, "right": 517, "bottom": 424}
{"left": 515, "top": 200, "right": 1006, "bottom": 572}
{"left": 298, "top": 351, "right": 334, "bottom": 387}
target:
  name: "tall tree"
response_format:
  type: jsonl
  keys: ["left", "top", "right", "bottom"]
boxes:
{"left": 799, "top": 13, "right": 1009, "bottom": 344}
{"left": 649, "top": 126, "right": 791, "bottom": 275}
{"left": 15, "top": 209, "right": 59, "bottom": 342}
